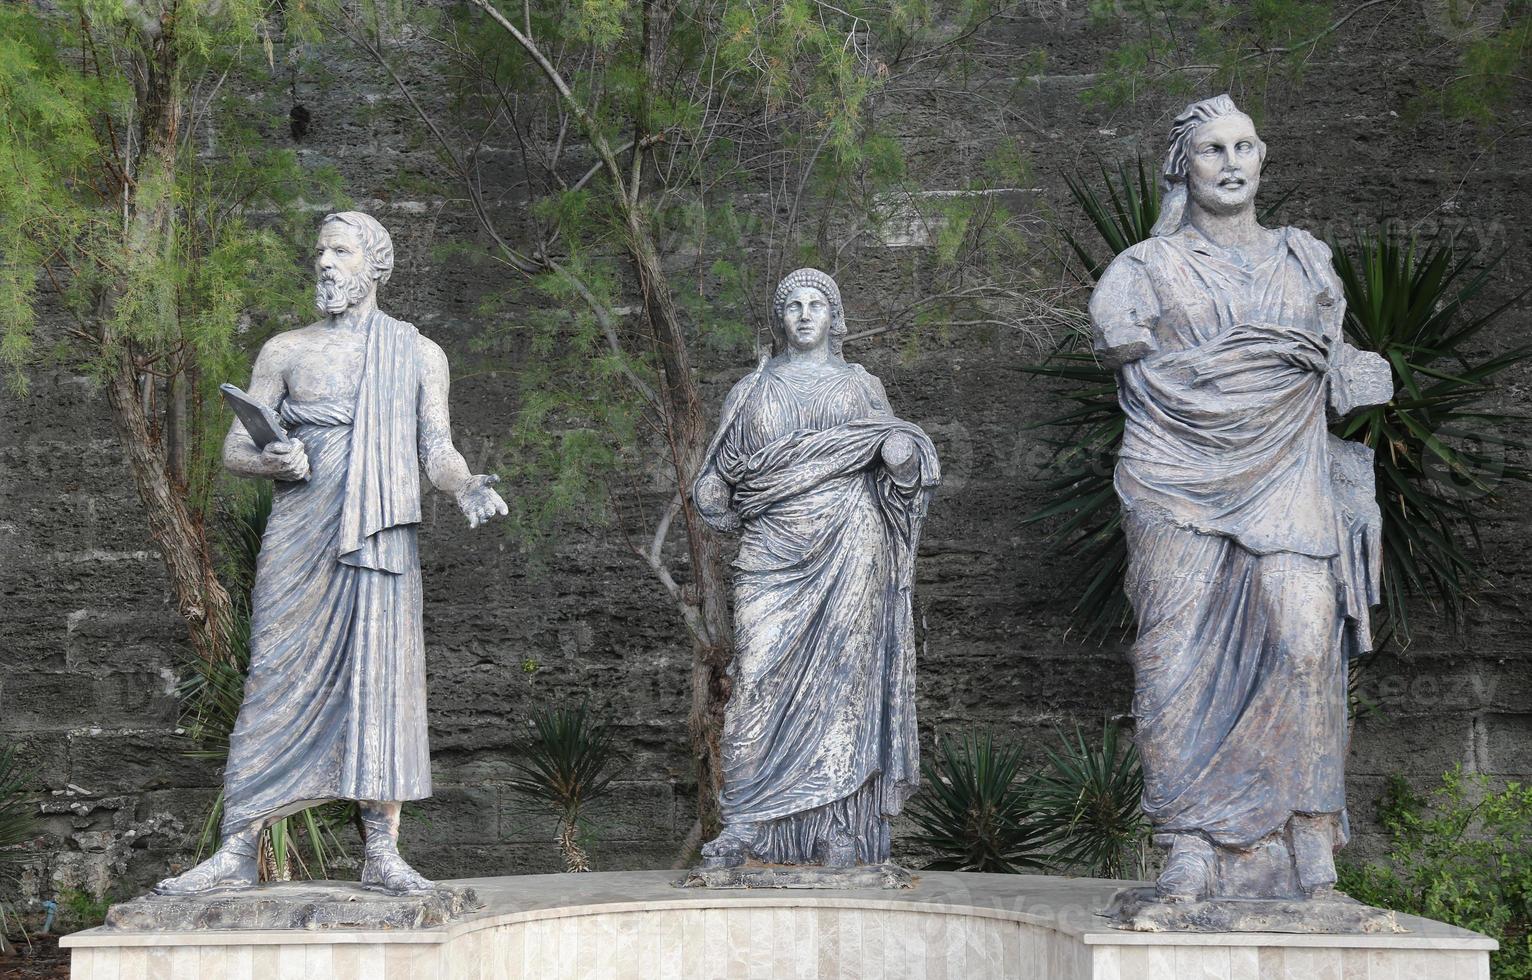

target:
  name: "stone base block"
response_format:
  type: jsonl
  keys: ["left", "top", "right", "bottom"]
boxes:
{"left": 1104, "top": 885, "right": 1405, "bottom": 935}
{"left": 678, "top": 861, "right": 914, "bottom": 890}
{"left": 102, "top": 881, "right": 481, "bottom": 931}
{"left": 64, "top": 871, "right": 1495, "bottom": 979}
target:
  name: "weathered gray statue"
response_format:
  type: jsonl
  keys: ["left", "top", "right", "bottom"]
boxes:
{"left": 1092, "top": 96, "right": 1392, "bottom": 906}
{"left": 156, "top": 212, "right": 507, "bottom": 896}
{"left": 691, "top": 268, "right": 940, "bottom": 874}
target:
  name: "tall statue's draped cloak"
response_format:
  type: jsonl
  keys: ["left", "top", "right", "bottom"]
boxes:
{"left": 696, "top": 361, "right": 939, "bottom": 864}
{"left": 220, "top": 312, "right": 430, "bottom": 833}
{"left": 1091, "top": 225, "right": 1383, "bottom": 850}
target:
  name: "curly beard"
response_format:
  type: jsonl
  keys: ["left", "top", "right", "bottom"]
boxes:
{"left": 315, "top": 269, "right": 373, "bottom": 315}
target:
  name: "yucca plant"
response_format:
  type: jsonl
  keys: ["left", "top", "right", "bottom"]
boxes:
{"left": 1330, "top": 231, "right": 1532, "bottom": 638}
{"left": 177, "top": 482, "right": 354, "bottom": 882}
{"left": 1026, "top": 720, "right": 1149, "bottom": 880}
{"left": 1030, "top": 160, "right": 1529, "bottom": 643}
{"left": 505, "top": 704, "right": 627, "bottom": 872}
{"left": 906, "top": 731, "right": 1050, "bottom": 874}
{"left": 0, "top": 740, "right": 39, "bottom": 955}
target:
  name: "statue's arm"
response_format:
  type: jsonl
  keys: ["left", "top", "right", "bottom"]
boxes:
{"left": 1088, "top": 254, "right": 1161, "bottom": 368}
{"left": 223, "top": 335, "right": 306, "bottom": 481}
{"left": 1315, "top": 263, "right": 1394, "bottom": 419}
{"left": 417, "top": 336, "right": 506, "bottom": 528}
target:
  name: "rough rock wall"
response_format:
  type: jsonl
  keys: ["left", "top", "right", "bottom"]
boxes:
{"left": 1, "top": 1, "right": 1528, "bottom": 908}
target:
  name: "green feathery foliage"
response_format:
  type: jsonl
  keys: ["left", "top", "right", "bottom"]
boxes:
{"left": 1339, "top": 769, "right": 1532, "bottom": 979}
{"left": 907, "top": 732, "right": 1051, "bottom": 874}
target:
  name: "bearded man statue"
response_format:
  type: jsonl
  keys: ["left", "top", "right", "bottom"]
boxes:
{"left": 1091, "top": 96, "right": 1394, "bottom": 904}
{"left": 155, "top": 212, "right": 506, "bottom": 896}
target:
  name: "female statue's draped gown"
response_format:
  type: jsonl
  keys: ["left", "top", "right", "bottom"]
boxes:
{"left": 1092, "top": 225, "right": 1382, "bottom": 874}
{"left": 699, "top": 360, "right": 939, "bottom": 864}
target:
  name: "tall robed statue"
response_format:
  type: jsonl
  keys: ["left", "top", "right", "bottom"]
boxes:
{"left": 155, "top": 213, "right": 507, "bottom": 897}
{"left": 691, "top": 268, "right": 940, "bottom": 876}
{"left": 1092, "top": 97, "right": 1393, "bottom": 907}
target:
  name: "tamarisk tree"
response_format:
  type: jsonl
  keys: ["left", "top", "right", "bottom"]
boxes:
{"left": 0, "top": 1, "right": 337, "bottom": 667}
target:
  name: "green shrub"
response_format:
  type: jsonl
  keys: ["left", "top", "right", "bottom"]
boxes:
{"left": 1339, "top": 768, "right": 1532, "bottom": 978}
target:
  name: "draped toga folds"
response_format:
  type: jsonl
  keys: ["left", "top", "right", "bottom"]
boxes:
{"left": 220, "top": 312, "right": 431, "bottom": 835}
{"left": 1091, "top": 226, "right": 1383, "bottom": 850}
{"left": 696, "top": 362, "right": 940, "bottom": 864}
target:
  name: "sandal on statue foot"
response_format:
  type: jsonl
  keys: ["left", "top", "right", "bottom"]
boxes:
{"left": 361, "top": 851, "right": 435, "bottom": 895}
{"left": 153, "top": 843, "right": 257, "bottom": 896}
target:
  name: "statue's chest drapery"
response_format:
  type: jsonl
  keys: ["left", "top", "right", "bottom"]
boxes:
{"left": 1143, "top": 231, "right": 1329, "bottom": 353}
{"left": 734, "top": 368, "right": 879, "bottom": 455}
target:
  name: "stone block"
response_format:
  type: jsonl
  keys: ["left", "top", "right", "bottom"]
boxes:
{"left": 1482, "top": 712, "right": 1532, "bottom": 776}
{"left": 404, "top": 785, "right": 498, "bottom": 846}
{"left": 1347, "top": 710, "right": 1474, "bottom": 779}
{"left": 68, "top": 731, "right": 220, "bottom": 793}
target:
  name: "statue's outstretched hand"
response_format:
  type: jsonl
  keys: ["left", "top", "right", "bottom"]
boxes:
{"left": 456, "top": 474, "right": 508, "bottom": 529}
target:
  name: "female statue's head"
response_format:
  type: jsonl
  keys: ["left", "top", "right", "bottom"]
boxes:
{"left": 1152, "top": 94, "right": 1266, "bottom": 237}
{"left": 771, "top": 268, "right": 846, "bottom": 358}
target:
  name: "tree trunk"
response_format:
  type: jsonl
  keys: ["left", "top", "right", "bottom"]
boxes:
{"left": 103, "top": 352, "right": 235, "bottom": 667}
{"left": 96, "top": 19, "right": 236, "bottom": 670}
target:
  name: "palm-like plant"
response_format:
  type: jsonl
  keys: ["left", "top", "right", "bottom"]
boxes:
{"left": 1330, "top": 232, "right": 1531, "bottom": 637}
{"left": 906, "top": 731, "right": 1051, "bottom": 874}
{"left": 505, "top": 704, "right": 627, "bottom": 872}
{"left": 1030, "top": 161, "right": 1530, "bottom": 642}
{"left": 1026, "top": 720, "right": 1149, "bottom": 880}
{"left": 0, "top": 740, "right": 38, "bottom": 954}
{"left": 1021, "top": 160, "right": 1161, "bottom": 637}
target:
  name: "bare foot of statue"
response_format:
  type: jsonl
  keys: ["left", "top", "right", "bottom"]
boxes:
{"left": 1156, "top": 834, "right": 1215, "bottom": 903}
{"left": 700, "top": 824, "right": 752, "bottom": 868}
{"left": 153, "top": 829, "right": 258, "bottom": 895}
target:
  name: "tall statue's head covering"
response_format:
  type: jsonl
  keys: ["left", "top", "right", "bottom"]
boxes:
{"left": 1151, "top": 94, "right": 1266, "bottom": 237}
{"left": 771, "top": 267, "right": 847, "bottom": 358}
{"left": 321, "top": 211, "right": 396, "bottom": 285}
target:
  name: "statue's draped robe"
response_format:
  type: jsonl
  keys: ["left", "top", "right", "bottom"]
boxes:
{"left": 1091, "top": 226, "right": 1382, "bottom": 851}
{"left": 697, "top": 362, "right": 939, "bottom": 864}
{"left": 221, "top": 312, "right": 430, "bottom": 834}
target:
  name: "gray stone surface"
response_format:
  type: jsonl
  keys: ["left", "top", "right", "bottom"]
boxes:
{"left": 1090, "top": 96, "right": 1391, "bottom": 903}
{"left": 693, "top": 269, "right": 939, "bottom": 871}
{"left": 2, "top": 1, "right": 1530, "bottom": 909}
{"left": 1104, "top": 886, "right": 1404, "bottom": 936}
{"left": 679, "top": 863, "right": 915, "bottom": 890}
{"left": 103, "top": 881, "right": 482, "bottom": 931}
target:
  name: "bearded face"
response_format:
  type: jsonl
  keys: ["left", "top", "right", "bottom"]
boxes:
{"left": 315, "top": 268, "right": 373, "bottom": 315}
{"left": 313, "top": 222, "right": 377, "bottom": 316}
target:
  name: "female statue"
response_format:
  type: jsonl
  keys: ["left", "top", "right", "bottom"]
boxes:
{"left": 692, "top": 268, "right": 940, "bottom": 869}
{"left": 1091, "top": 96, "right": 1391, "bottom": 904}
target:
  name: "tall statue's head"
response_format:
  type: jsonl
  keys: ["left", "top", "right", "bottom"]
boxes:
{"left": 1152, "top": 94, "right": 1266, "bottom": 237}
{"left": 314, "top": 211, "right": 395, "bottom": 315}
{"left": 771, "top": 268, "right": 846, "bottom": 358}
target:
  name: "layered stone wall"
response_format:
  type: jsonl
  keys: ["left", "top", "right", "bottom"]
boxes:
{"left": 1, "top": 0, "right": 1528, "bottom": 909}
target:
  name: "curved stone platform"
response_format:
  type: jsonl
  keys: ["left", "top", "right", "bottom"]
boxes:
{"left": 63, "top": 870, "right": 1495, "bottom": 979}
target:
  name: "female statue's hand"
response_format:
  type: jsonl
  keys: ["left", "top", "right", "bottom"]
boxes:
{"left": 881, "top": 432, "right": 919, "bottom": 487}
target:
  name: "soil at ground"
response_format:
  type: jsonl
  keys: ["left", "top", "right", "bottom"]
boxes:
{"left": 0, "top": 935, "right": 69, "bottom": 980}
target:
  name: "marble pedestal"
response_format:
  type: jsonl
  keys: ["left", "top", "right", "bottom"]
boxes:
{"left": 63, "top": 871, "right": 1495, "bottom": 979}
